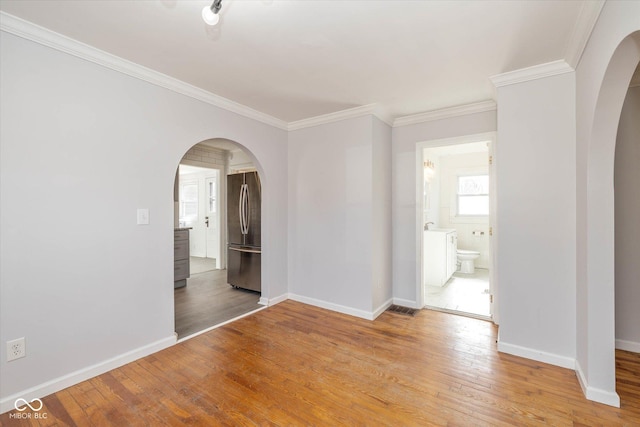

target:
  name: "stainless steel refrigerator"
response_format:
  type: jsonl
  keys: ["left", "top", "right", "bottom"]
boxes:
{"left": 227, "top": 172, "right": 261, "bottom": 292}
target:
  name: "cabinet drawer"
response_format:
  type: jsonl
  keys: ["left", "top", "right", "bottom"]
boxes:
{"left": 174, "top": 241, "right": 189, "bottom": 260}
{"left": 174, "top": 259, "right": 190, "bottom": 281}
{"left": 174, "top": 229, "right": 189, "bottom": 241}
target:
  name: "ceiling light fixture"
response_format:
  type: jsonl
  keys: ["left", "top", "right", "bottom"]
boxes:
{"left": 202, "top": 0, "right": 222, "bottom": 26}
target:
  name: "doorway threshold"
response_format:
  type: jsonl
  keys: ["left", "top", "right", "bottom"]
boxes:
{"left": 176, "top": 305, "right": 268, "bottom": 343}
{"left": 424, "top": 305, "right": 492, "bottom": 322}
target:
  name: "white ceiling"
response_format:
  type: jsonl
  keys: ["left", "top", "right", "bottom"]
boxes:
{"left": 0, "top": 0, "right": 593, "bottom": 124}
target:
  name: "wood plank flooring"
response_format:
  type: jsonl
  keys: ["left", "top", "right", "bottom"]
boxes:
{"left": 174, "top": 269, "right": 261, "bottom": 339}
{"left": 2, "top": 301, "right": 639, "bottom": 426}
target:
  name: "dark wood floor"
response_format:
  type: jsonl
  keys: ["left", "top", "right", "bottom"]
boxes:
{"left": 174, "top": 269, "right": 261, "bottom": 339}
{"left": 2, "top": 301, "right": 639, "bottom": 425}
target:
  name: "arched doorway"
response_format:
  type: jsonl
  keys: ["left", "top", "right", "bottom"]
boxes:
{"left": 173, "top": 138, "right": 267, "bottom": 340}
{"left": 580, "top": 30, "right": 640, "bottom": 407}
{"left": 614, "top": 64, "right": 640, "bottom": 351}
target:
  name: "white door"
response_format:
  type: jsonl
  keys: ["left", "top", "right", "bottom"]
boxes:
{"left": 205, "top": 174, "right": 220, "bottom": 268}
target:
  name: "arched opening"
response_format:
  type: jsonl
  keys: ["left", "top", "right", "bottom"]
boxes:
{"left": 582, "top": 30, "right": 640, "bottom": 407}
{"left": 173, "top": 138, "right": 267, "bottom": 340}
{"left": 614, "top": 61, "right": 640, "bottom": 393}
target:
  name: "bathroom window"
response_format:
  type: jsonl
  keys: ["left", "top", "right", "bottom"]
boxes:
{"left": 457, "top": 174, "right": 489, "bottom": 216}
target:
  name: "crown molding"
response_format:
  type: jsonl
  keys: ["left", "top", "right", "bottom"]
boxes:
{"left": 392, "top": 100, "right": 496, "bottom": 128}
{"left": 0, "top": 12, "right": 289, "bottom": 130}
{"left": 565, "top": 0, "right": 605, "bottom": 69}
{"left": 490, "top": 60, "right": 574, "bottom": 88}
{"left": 287, "top": 104, "right": 392, "bottom": 131}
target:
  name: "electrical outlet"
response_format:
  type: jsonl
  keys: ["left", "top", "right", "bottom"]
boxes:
{"left": 7, "top": 337, "right": 26, "bottom": 361}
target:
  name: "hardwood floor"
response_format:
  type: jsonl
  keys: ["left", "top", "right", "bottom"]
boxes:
{"left": 174, "top": 269, "right": 261, "bottom": 339}
{"left": 2, "top": 301, "right": 639, "bottom": 426}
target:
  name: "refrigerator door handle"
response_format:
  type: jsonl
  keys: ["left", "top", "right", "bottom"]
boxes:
{"left": 239, "top": 184, "right": 247, "bottom": 235}
{"left": 228, "top": 246, "right": 261, "bottom": 254}
{"left": 244, "top": 184, "right": 250, "bottom": 235}
{"left": 238, "top": 185, "right": 244, "bottom": 235}
{"left": 242, "top": 184, "right": 249, "bottom": 235}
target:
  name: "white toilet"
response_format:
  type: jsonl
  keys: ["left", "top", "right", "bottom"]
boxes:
{"left": 457, "top": 249, "right": 480, "bottom": 274}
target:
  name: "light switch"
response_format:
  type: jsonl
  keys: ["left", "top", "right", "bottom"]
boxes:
{"left": 137, "top": 208, "right": 149, "bottom": 225}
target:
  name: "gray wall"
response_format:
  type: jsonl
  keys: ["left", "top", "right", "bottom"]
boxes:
{"left": 0, "top": 31, "right": 288, "bottom": 406}
{"left": 575, "top": 0, "right": 640, "bottom": 404}
{"left": 288, "top": 116, "right": 392, "bottom": 318}
{"left": 615, "top": 85, "right": 640, "bottom": 349}
{"left": 494, "top": 71, "right": 576, "bottom": 366}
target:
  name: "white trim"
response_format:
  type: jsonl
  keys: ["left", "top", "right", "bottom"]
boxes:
{"left": 176, "top": 306, "right": 268, "bottom": 343}
{"left": 564, "top": 0, "right": 605, "bottom": 68}
{"left": 261, "top": 293, "right": 289, "bottom": 306}
{"left": 497, "top": 341, "right": 575, "bottom": 370}
{"left": 0, "top": 335, "right": 176, "bottom": 415}
{"left": 373, "top": 299, "right": 394, "bottom": 319}
{"left": 0, "top": 12, "right": 288, "bottom": 131}
{"left": 287, "top": 104, "right": 392, "bottom": 131}
{"left": 288, "top": 293, "right": 376, "bottom": 320}
{"left": 575, "top": 360, "right": 621, "bottom": 408}
{"left": 490, "top": 60, "right": 574, "bottom": 88}
{"left": 393, "top": 100, "right": 496, "bottom": 128}
{"left": 615, "top": 339, "right": 640, "bottom": 353}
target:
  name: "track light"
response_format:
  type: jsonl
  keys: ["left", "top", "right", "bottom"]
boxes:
{"left": 202, "top": 0, "right": 222, "bottom": 26}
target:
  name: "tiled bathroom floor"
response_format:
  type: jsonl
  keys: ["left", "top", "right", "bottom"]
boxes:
{"left": 425, "top": 268, "right": 491, "bottom": 318}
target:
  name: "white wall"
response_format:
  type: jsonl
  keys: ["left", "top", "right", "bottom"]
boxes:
{"left": 288, "top": 115, "right": 392, "bottom": 318}
{"left": 391, "top": 111, "right": 496, "bottom": 307}
{"left": 575, "top": 0, "right": 640, "bottom": 406}
{"left": 494, "top": 70, "right": 576, "bottom": 366}
{"left": 372, "top": 117, "right": 393, "bottom": 310}
{"left": 0, "top": 32, "right": 288, "bottom": 410}
{"left": 615, "top": 85, "right": 640, "bottom": 350}
{"left": 437, "top": 152, "right": 490, "bottom": 269}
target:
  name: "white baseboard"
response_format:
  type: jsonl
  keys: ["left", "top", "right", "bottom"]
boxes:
{"left": 575, "top": 360, "right": 620, "bottom": 407}
{"left": 262, "top": 293, "right": 288, "bottom": 306}
{"left": 288, "top": 294, "right": 376, "bottom": 320}
{"left": 497, "top": 341, "right": 575, "bottom": 369}
{"left": 0, "top": 335, "right": 176, "bottom": 414}
{"left": 615, "top": 339, "right": 640, "bottom": 353}
{"left": 392, "top": 298, "right": 421, "bottom": 309}
{"left": 372, "top": 299, "right": 394, "bottom": 319}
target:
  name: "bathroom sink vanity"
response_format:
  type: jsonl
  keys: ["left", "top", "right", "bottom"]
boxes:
{"left": 423, "top": 229, "right": 457, "bottom": 287}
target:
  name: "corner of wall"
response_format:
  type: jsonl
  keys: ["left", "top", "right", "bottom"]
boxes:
{"left": 575, "top": 360, "right": 621, "bottom": 408}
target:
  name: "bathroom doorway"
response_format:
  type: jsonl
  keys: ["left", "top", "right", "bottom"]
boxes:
{"left": 417, "top": 133, "right": 496, "bottom": 321}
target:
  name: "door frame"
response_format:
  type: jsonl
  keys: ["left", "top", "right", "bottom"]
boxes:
{"left": 415, "top": 131, "right": 498, "bottom": 323}
{"left": 179, "top": 161, "right": 227, "bottom": 270}
{"left": 204, "top": 174, "right": 221, "bottom": 267}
